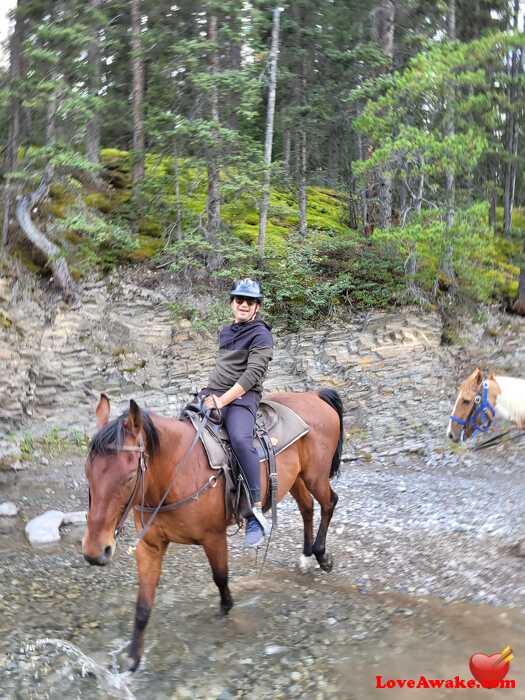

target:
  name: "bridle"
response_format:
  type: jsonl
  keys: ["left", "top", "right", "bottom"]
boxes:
{"left": 449, "top": 379, "right": 496, "bottom": 439}
{"left": 87, "top": 407, "right": 220, "bottom": 551}
{"left": 114, "top": 438, "right": 149, "bottom": 538}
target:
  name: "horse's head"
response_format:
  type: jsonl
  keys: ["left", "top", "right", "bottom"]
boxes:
{"left": 447, "top": 368, "right": 498, "bottom": 442}
{"left": 82, "top": 394, "right": 156, "bottom": 566}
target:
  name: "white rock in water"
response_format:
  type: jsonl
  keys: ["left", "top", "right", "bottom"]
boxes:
{"left": 25, "top": 510, "right": 64, "bottom": 545}
{"left": 62, "top": 511, "right": 87, "bottom": 525}
{"left": 264, "top": 644, "right": 288, "bottom": 656}
{"left": 0, "top": 502, "right": 18, "bottom": 516}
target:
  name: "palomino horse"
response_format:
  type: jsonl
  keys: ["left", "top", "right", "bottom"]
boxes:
{"left": 448, "top": 367, "right": 525, "bottom": 442}
{"left": 82, "top": 389, "right": 343, "bottom": 671}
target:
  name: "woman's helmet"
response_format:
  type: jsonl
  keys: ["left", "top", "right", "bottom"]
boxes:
{"left": 230, "top": 278, "right": 263, "bottom": 303}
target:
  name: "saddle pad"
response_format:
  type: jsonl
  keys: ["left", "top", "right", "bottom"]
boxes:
{"left": 188, "top": 398, "right": 310, "bottom": 470}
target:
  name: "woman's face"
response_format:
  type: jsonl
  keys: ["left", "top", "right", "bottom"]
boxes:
{"left": 231, "top": 296, "right": 260, "bottom": 323}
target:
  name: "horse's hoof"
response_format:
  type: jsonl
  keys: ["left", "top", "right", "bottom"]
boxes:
{"left": 127, "top": 655, "right": 141, "bottom": 673}
{"left": 319, "top": 553, "right": 333, "bottom": 572}
{"left": 298, "top": 554, "right": 315, "bottom": 573}
{"left": 220, "top": 599, "right": 234, "bottom": 616}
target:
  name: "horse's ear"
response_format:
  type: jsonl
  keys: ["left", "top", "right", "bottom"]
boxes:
{"left": 488, "top": 370, "right": 496, "bottom": 380}
{"left": 125, "top": 399, "right": 143, "bottom": 435}
{"left": 96, "top": 393, "right": 110, "bottom": 429}
{"left": 473, "top": 367, "right": 483, "bottom": 385}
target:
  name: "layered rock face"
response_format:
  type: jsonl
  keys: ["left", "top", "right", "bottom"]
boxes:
{"left": 1, "top": 270, "right": 524, "bottom": 459}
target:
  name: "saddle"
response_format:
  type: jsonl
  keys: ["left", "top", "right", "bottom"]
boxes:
{"left": 181, "top": 397, "right": 309, "bottom": 526}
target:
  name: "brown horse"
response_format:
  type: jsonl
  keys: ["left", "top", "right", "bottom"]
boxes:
{"left": 82, "top": 389, "right": 343, "bottom": 671}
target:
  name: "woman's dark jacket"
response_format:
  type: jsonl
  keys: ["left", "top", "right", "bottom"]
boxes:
{"left": 207, "top": 317, "right": 273, "bottom": 396}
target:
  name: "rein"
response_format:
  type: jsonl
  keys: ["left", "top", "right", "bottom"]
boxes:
{"left": 114, "top": 439, "right": 148, "bottom": 538}
{"left": 470, "top": 427, "right": 525, "bottom": 451}
{"left": 110, "top": 409, "right": 215, "bottom": 550}
{"left": 450, "top": 380, "right": 496, "bottom": 438}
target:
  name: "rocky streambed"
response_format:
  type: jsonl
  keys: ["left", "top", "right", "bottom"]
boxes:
{"left": 0, "top": 421, "right": 524, "bottom": 699}
{"left": 1, "top": 271, "right": 525, "bottom": 698}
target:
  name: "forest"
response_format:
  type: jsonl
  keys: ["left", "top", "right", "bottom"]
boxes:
{"left": 1, "top": 0, "right": 524, "bottom": 327}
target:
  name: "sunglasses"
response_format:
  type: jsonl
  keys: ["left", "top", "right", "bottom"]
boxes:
{"left": 232, "top": 296, "right": 258, "bottom": 306}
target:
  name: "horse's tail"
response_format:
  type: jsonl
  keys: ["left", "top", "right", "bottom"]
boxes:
{"left": 318, "top": 388, "right": 344, "bottom": 478}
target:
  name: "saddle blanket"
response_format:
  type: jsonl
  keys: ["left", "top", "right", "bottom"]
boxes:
{"left": 187, "top": 398, "right": 309, "bottom": 470}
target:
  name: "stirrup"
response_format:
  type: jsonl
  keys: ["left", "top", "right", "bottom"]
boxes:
{"left": 251, "top": 505, "right": 271, "bottom": 537}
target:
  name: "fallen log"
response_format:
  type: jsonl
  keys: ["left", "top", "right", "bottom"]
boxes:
{"left": 15, "top": 177, "right": 77, "bottom": 303}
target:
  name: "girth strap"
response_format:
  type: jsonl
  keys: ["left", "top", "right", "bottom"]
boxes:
{"left": 258, "top": 429, "right": 278, "bottom": 529}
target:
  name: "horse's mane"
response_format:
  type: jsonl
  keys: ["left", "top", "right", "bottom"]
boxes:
{"left": 89, "top": 410, "right": 160, "bottom": 459}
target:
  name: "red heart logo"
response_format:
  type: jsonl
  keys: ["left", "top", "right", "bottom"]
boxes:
{"left": 469, "top": 652, "right": 510, "bottom": 689}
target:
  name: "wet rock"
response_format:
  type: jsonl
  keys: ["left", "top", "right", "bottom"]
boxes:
{"left": 0, "top": 501, "right": 18, "bottom": 516}
{"left": 62, "top": 511, "right": 87, "bottom": 525}
{"left": 25, "top": 510, "right": 64, "bottom": 545}
{"left": 0, "top": 445, "right": 22, "bottom": 471}
{"left": 264, "top": 644, "right": 288, "bottom": 656}
{"left": 513, "top": 540, "right": 525, "bottom": 558}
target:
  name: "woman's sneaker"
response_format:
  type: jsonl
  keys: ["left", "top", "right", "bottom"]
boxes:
{"left": 244, "top": 516, "right": 265, "bottom": 547}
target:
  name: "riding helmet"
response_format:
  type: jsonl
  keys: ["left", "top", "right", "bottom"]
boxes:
{"left": 230, "top": 278, "right": 263, "bottom": 303}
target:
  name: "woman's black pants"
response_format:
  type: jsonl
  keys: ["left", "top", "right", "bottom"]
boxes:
{"left": 221, "top": 402, "right": 260, "bottom": 503}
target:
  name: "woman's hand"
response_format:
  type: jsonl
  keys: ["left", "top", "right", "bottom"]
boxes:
{"left": 204, "top": 395, "right": 223, "bottom": 410}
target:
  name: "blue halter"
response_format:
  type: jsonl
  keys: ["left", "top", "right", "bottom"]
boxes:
{"left": 450, "top": 380, "right": 496, "bottom": 437}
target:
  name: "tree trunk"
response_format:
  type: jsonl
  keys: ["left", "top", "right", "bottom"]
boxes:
{"left": 513, "top": 242, "right": 525, "bottom": 315}
{"left": 258, "top": 6, "right": 282, "bottom": 258}
{"left": 489, "top": 189, "right": 497, "bottom": 231}
{"left": 298, "top": 127, "right": 307, "bottom": 236}
{"left": 399, "top": 177, "right": 407, "bottom": 218}
{"left": 373, "top": 0, "right": 395, "bottom": 229}
{"left": 15, "top": 181, "right": 76, "bottom": 302}
{"left": 12, "top": 56, "right": 76, "bottom": 301}
{"left": 357, "top": 132, "right": 368, "bottom": 229}
{"left": 405, "top": 241, "right": 418, "bottom": 298}
{"left": 440, "top": 0, "right": 456, "bottom": 284}
{"left": 416, "top": 170, "right": 424, "bottom": 215}
{"left": 445, "top": 53, "right": 456, "bottom": 232}
{"left": 86, "top": 0, "right": 102, "bottom": 164}
{"left": 2, "top": 0, "right": 25, "bottom": 248}
{"left": 503, "top": 66, "right": 519, "bottom": 234}
{"left": 131, "top": 0, "right": 145, "bottom": 191}
{"left": 173, "top": 142, "right": 183, "bottom": 242}
{"left": 226, "top": 12, "right": 241, "bottom": 132}
{"left": 206, "top": 11, "right": 221, "bottom": 248}
{"left": 327, "top": 122, "right": 338, "bottom": 185}
{"left": 283, "top": 127, "right": 291, "bottom": 178}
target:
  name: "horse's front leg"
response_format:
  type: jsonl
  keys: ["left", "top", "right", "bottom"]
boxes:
{"left": 128, "top": 538, "right": 168, "bottom": 672}
{"left": 202, "top": 531, "right": 233, "bottom": 615}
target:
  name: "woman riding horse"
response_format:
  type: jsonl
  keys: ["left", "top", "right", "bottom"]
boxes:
{"left": 202, "top": 278, "right": 273, "bottom": 547}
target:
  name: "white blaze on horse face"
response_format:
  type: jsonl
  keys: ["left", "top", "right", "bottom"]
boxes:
{"left": 447, "top": 393, "right": 462, "bottom": 440}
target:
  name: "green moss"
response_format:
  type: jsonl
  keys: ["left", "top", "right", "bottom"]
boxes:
{"left": 44, "top": 201, "right": 67, "bottom": 218}
{"left": 44, "top": 182, "right": 75, "bottom": 219}
{"left": 70, "top": 266, "right": 83, "bottom": 281}
{"left": 128, "top": 236, "right": 163, "bottom": 261}
{"left": 0, "top": 310, "right": 12, "bottom": 329}
{"left": 64, "top": 230, "right": 84, "bottom": 244}
{"left": 138, "top": 216, "right": 162, "bottom": 237}
{"left": 100, "top": 149, "right": 131, "bottom": 189}
{"left": 12, "top": 244, "right": 46, "bottom": 274}
{"left": 85, "top": 192, "right": 113, "bottom": 213}
{"left": 100, "top": 148, "right": 131, "bottom": 168}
